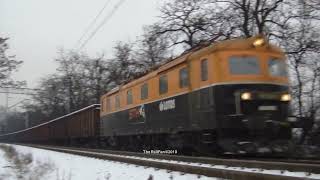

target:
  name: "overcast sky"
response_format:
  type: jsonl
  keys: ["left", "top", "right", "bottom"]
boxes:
{"left": 0, "top": 0, "right": 162, "bottom": 108}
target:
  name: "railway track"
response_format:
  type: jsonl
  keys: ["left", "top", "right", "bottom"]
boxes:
{"left": 13, "top": 144, "right": 320, "bottom": 180}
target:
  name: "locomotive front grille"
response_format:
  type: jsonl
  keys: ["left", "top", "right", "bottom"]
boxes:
{"left": 237, "top": 91, "right": 289, "bottom": 121}
{"left": 241, "top": 100, "right": 282, "bottom": 119}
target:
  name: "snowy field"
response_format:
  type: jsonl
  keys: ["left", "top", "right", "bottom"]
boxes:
{"left": 0, "top": 144, "right": 219, "bottom": 180}
{"left": 1, "top": 144, "right": 319, "bottom": 180}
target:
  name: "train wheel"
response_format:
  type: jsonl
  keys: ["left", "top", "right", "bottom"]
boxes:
{"left": 107, "top": 136, "right": 118, "bottom": 147}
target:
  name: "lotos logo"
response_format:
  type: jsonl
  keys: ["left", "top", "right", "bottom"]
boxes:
{"left": 159, "top": 99, "right": 175, "bottom": 111}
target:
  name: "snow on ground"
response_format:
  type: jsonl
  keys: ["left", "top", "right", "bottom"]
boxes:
{"left": 0, "top": 144, "right": 219, "bottom": 180}
{"left": 28, "top": 145, "right": 320, "bottom": 180}
{"left": 112, "top": 154, "right": 320, "bottom": 179}
{"left": 1, "top": 144, "right": 319, "bottom": 180}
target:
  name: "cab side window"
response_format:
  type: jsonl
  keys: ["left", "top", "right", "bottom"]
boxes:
{"left": 106, "top": 98, "right": 111, "bottom": 111}
{"left": 101, "top": 98, "right": 105, "bottom": 112}
{"left": 115, "top": 95, "right": 120, "bottom": 109}
{"left": 201, "top": 59, "right": 208, "bottom": 81}
{"left": 127, "top": 89, "right": 133, "bottom": 104}
{"left": 179, "top": 67, "right": 189, "bottom": 88}
{"left": 141, "top": 83, "right": 148, "bottom": 100}
{"left": 159, "top": 75, "right": 168, "bottom": 94}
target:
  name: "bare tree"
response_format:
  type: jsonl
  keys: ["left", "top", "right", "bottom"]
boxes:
{"left": 0, "top": 37, "right": 24, "bottom": 86}
{"left": 155, "top": 0, "right": 225, "bottom": 49}
{"left": 155, "top": 0, "right": 293, "bottom": 49}
{"left": 107, "top": 41, "right": 136, "bottom": 85}
{"left": 31, "top": 75, "right": 67, "bottom": 119}
{"left": 280, "top": 0, "right": 320, "bottom": 144}
{"left": 81, "top": 54, "right": 111, "bottom": 103}
{"left": 24, "top": 49, "right": 114, "bottom": 121}
{"left": 55, "top": 49, "right": 87, "bottom": 112}
{"left": 214, "top": 0, "right": 287, "bottom": 37}
{"left": 133, "top": 25, "right": 171, "bottom": 71}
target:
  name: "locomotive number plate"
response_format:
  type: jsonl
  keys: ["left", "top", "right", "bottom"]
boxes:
{"left": 258, "top": 93, "right": 279, "bottom": 100}
{"left": 258, "top": 105, "right": 277, "bottom": 111}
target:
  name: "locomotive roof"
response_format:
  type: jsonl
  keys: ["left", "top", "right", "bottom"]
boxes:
{"left": 105, "top": 35, "right": 284, "bottom": 96}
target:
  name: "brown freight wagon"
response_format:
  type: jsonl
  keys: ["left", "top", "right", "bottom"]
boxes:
{"left": 0, "top": 104, "right": 101, "bottom": 145}
{"left": 45, "top": 104, "right": 101, "bottom": 145}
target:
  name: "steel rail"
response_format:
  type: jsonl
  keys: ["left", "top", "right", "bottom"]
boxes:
{"left": 25, "top": 144, "right": 320, "bottom": 174}
{"left": 15, "top": 144, "right": 320, "bottom": 180}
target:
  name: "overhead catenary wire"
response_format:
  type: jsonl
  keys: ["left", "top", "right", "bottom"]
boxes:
{"left": 0, "top": 92, "right": 37, "bottom": 96}
{"left": 0, "top": 86, "right": 44, "bottom": 92}
{"left": 77, "top": 0, "right": 126, "bottom": 51}
{"left": 73, "top": 0, "right": 112, "bottom": 50}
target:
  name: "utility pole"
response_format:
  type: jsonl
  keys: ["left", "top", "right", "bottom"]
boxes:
{"left": 3, "top": 87, "right": 9, "bottom": 133}
{"left": 0, "top": 86, "right": 40, "bottom": 133}
{"left": 5, "top": 87, "right": 9, "bottom": 110}
{"left": 7, "top": 99, "right": 31, "bottom": 129}
{"left": 25, "top": 112, "right": 29, "bottom": 129}
{"left": 0, "top": 86, "right": 40, "bottom": 110}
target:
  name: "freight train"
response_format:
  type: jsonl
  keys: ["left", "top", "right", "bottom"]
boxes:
{"left": 0, "top": 36, "right": 297, "bottom": 155}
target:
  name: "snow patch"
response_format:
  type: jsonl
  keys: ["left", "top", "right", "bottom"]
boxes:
{"left": 0, "top": 144, "right": 218, "bottom": 180}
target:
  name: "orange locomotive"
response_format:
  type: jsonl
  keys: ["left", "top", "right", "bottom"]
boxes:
{"left": 100, "top": 35, "right": 293, "bottom": 154}
{"left": 0, "top": 36, "right": 294, "bottom": 155}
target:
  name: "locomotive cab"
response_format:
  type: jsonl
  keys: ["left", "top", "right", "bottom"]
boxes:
{"left": 213, "top": 36, "right": 293, "bottom": 154}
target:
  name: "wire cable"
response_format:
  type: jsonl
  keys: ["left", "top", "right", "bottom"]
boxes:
{"left": 77, "top": 0, "right": 126, "bottom": 51}
{"left": 73, "top": 0, "right": 112, "bottom": 50}
{"left": 0, "top": 86, "right": 43, "bottom": 91}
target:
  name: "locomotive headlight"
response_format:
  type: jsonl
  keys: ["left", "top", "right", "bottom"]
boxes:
{"left": 253, "top": 38, "right": 265, "bottom": 47}
{"left": 280, "top": 94, "right": 291, "bottom": 101}
{"left": 241, "top": 92, "right": 252, "bottom": 100}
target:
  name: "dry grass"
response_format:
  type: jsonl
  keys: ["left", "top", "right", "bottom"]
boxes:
{"left": 0, "top": 144, "right": 55, "bottom": 180}
{"left": 55, "top": 169, "right": 73, "bottom": 180}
